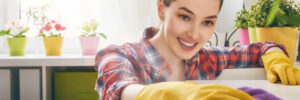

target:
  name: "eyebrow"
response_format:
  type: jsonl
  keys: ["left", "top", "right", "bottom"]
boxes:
{"left": 204, "top": 15, "right": 218, "bottom": 19}
{"left": 178, "top": 7, "right": 194, "bottom": 15}
{"left": 178, "top": 7, "right": 218, "bottom": 19}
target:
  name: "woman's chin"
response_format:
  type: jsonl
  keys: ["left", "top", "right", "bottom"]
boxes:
{"left": 177, "top": 52, "right": 195, "bottom": 60}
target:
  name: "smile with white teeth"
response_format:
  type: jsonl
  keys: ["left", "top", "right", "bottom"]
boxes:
{"left": 179, "top": 39, "right": 195, "bottom": 47}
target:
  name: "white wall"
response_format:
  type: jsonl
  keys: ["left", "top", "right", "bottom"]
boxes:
{"left": 0, "top": 0, "right": 4, "bottom": 49}
{"left": 97, "top": 0, "right": 158, "bottom": 45}
{"left": 1, "top": 0, "right": 298, "bottom": 55}
{"left": 0, "top": 0, "right": 160, "bottom": 55}
{"left": 5, "top": 0, "right": 19, "bottom": 22}
{"left": 0, "top": 0, "right": 4, "bottom": 28}
{"left": 0, "top": 0, "right": 19, "bottom": 54}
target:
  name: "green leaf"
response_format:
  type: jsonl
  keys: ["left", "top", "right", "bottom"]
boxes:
{"left": 13, "top": 35, "right": 26, "bottom": 38}
{"left": 0, "top": 31, "right": 6, "bottom": 36}
{"left": 82, "top": 26, "right": 91, "bottom": 32}
{"left": 81, "top": 32, "right": 89, "bottom": 37}
{"left": 265, "top": 0, "right": 281, "bottom": 27}
{"left": 38, "top": 34, "right": 45, "bottom": 37}
{"left": 278, "top": 15, "right": 300, "bottom": 26}
{"left": 99, "top": 33, "right": 107, "bottom": 39}
{"left": 234, "top": 9, "right": 250, "bottom": 28}
{"left": 19, "top": 28, "right": 29, "bottom": 35}
{"left": 88, "top": 34, "right": 96, "bottom": 37}
{"left": 0, "top": 30, "right": 9, "bottom": 36}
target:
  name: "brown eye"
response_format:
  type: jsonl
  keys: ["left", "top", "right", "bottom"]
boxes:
{"left": 203, "top": 21, "right": 214, "bottom": 26}
{"left": 179, "top": 14, "right": 190, "bottom": 21}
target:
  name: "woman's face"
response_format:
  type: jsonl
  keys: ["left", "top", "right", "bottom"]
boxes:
{"left": 159, "top": 0, "right": 220, "bottom": 59}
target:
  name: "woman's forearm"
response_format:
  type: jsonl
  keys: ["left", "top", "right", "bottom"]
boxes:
{"left": 265, "top": 47, "right": 284, "bottom": 53}
{"left": 121, "top": 84, "right": 145, "bottom": 100}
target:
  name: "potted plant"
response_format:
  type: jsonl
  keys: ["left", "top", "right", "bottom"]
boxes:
{"left": 0, "top": 20, "right": 29, "bottom": 56}
{"left": 79, "top": 19, "right": 107, "bottom": 55}
{"left": 247, "top": 0, "right": 268, "bottom": 43}
{"left": 39, "top": 20, "right": 66, "bottom": 56}
{"left": 249, "top": 0, "right": 300, "bottom": 62}
{"left": 235, "top": 9, "right": 250, "bottom": 45}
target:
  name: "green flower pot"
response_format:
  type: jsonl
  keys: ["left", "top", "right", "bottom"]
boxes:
{"left": 248, "top": 28, "right": 257, "bottom": 43}
{"left": 7, "top": 37, "right": 27, "bottom": 56}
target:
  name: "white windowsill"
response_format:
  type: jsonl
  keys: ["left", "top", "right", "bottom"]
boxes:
{"left": 0, "top": 54, "right": 95, "bottom": 67}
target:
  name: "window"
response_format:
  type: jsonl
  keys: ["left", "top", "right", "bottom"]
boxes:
{"left": 1, "top": 0, "right": 158, "bottom": 54}
{"left": 20, "top": 0, "right": 103, "bottom": 37}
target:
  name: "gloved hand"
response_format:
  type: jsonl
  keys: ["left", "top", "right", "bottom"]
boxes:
{"left": 134, "top": 82, "right": 255, "bottom": 100}
{"left": 262, "top": 51, "right": 300, "bottom": 85}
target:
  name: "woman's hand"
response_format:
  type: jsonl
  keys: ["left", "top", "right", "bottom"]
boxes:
{"left": 262, "top": 51, "right": 300, "bottom": 85}
{"left": 134, "top": 82, "right": 255, "bottom": 100}
{"left": 121, "top": 84, "right": 145, "bottom": 100}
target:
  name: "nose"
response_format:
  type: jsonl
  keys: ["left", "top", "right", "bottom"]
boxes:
{"left": 187, "top": 25, "right": 200, "bottom": 41}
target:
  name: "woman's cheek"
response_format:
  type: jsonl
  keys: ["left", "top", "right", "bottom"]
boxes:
{"left": 203, "top": 28, "right": 214, "bottom": 41}
{"left": 168, "top": 17, "right": 189, "bottom": 36}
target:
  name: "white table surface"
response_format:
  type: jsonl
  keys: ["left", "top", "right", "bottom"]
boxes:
{"left": 0, "top": 54, "right": 95, "bottom": 66}
{"left": 189, "top": 80, "right": 300, "bottom": 100}
{"left": 1, "top": 54, "right": 300, "bottom": 67}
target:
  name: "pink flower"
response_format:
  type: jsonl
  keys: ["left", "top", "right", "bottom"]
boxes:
{"left": 51, "top": 20, "right": 57, "bottom": 23}
{"left": 11, "top": 20, "right": 16, "bottom": 25}
{"left": 14, "top": 21, "right": 20, "bottom": 27}
{"left": 18, "top": 25, "right": 24, "bottom": 31}
{"left": 44, "top": 24, "right": 52, "bottom": 31}
{"left": 39, "top": 28, "right": 43, "bottom": 34}
{"left": 61, "top": 26, "right": 66, "bottom": 30}
{"left": 55, "top": 24, "right": 62, "bottom": 31}
{"left": 4, "top": 20, "right": 29, "bottom": 36}
{"left": 54, "top": 23, "right": 66, "bottom": 31}
{"left": 4, "top": 23, "right": 11, "bottom": 30}
{"left": 39, "top": 20, "right": 66, "bottom": 37}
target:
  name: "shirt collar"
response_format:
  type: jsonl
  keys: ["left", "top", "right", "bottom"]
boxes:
{"left": 141, "top": 27, "right": 172, "bottom": 78}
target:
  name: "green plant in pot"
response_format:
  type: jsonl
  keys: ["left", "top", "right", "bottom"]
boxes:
{"left": 79, "top": 19, "right": 107, "bottom": 55}
{"left": 235, "top": 9, "right": 250, "bottom": 45}
{"left": 39, "top": 20, "right": 66, "bottom": 56}
{"left": 0, "top": 20, "right": 29, "bottom": 56}
{"left": 247, "top": 0, "right": 273, "bottom": 43}
{"left": 249, "top": 0, "right": 300, "bottom": 63}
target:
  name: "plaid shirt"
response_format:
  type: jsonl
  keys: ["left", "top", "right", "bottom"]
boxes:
{"left": 94, "top": 27, "right": 287, "bottom": 100}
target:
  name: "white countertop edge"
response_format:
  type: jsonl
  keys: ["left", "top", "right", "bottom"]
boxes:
{"left": 0, "top": 54, "right": 95, "bottom": 67}
{"left": 1, "top": 55, "right": 300, "bottom": 67}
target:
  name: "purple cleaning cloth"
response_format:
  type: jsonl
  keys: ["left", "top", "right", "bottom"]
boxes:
{"left": 238, "top": 87, "right": 282, "bottom": 100}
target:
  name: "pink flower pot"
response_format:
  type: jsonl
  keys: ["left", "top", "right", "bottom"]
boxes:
{"left": 238, "top": 29, "right": 250, "bottom": 46}
{"left": 79, "top": 37, "right": 100, "bottom": 55}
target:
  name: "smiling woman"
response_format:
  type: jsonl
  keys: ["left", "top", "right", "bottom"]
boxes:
{"left": 0, "top": 0, "right": 239, "bottom": 55}
{"left": 94, "top": 0, "right": 300, "bottom": 100}
{"left": 0, "top": 0, "right": 299, "bottom": 100}
{"left": 150, "top": 0, "right": 221, "bottom": 60}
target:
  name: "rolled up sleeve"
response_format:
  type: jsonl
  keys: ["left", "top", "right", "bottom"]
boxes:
{"left": 94, "top": 46, "right": 139, "bottom": 100}
{"left": 204, "top": 41, "right": 288, "bottom": 69}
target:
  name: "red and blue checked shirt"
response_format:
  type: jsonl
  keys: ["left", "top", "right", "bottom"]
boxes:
{"left": 94, "top": 27, "right": 287, "bottom": 100}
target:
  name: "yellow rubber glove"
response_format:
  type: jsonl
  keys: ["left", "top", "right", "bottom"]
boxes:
{"left": 134, "top": 82, "right": 255, "bottom": 100}
{"left": 262, "top": 51, "right": 300, "bottom": 85}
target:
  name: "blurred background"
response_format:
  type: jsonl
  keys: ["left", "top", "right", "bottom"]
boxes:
{"left": 0, "top": 0, "right": 275, "bottom": 55}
